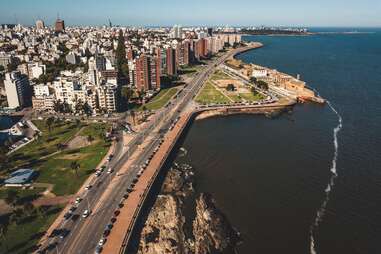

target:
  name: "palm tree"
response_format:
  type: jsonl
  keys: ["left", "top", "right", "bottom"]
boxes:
{"left": 37, "top": 206, "right": 47, "bottom": 218}
{"left": 56, "top": 143, "right": 65, "bottom": 150}
{"left": 75, "top": 119, "right": 81, "bottom": 128}
{"left": 137, "top": 89, "right": 145, "bottom": 104}
{"left": 0, "top": 219, "right": 10, "bottom": 252}
{"left": 87, "top": 135, "right": 94, "bottom": 143}
{"left": 11, "top": 208, "right": 24, "bottom": 225}
{"left": 46, "top": 117, "right": 55, "bottom": 133}
{"left": 4, "top": 189, "right": 19, "bottom": 209}
{"left": 130, "top": 110, "right": 136, "bottom": 126}
{"left": 23, "top": 202, "right": 35, "bottom": 217}
{"left": 70, "top": 161, "right": 80, "bottom": 177}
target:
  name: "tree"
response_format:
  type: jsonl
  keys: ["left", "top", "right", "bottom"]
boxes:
{"left": 251, "top": 86, "right": 258, "bottom": 95}
{"left": 75, "top": 119, "right": 81, "bottom": 127}
{"left": 70, "top": 161, "right": 80, "bottom": 177}
{"left": 130, "top": 110, "right": 136, "bottom": 126}
{"left": 56, "top": 143, "right": 66, "bottom": 150}
{"left": 82, "top": 102, "right": 92, "bottom": 116}
{"left": 7, "top": 62, "right": 18, "bottom": 72}
{"left": 0, "top": 147, "right": 8, "bottom": 170}
{"left": 226, "top": 84, "right": 235, "bottom": 91}
{"left": 0, "top": 218, "right": 10, "bottom": 251}
{"left": 116, "top": 29, "right": 128, "bottom": 81}
{"left": 121, "top": 86, "right": 134, "bottom": 107}
{"left": 46, "top": 117, "right": 55, "bottom": 133}
{"left": 62, "top": 101, "right": 72, "bottom": 113}
{"left": 54, "top": 100, "right": 63, "bottom": 113}
{"left": 75, "top": 100, "right": 84, "bottom": 113}
{"left": 87, "top": 135, "right": 94, "bottom": 143}
{"left": 23, "top": 202, "right": 35, "bottom": 216}
{"left": 5, "top": 189, "right": 19, "bottom": 209}
{"left": 137, "top": 89, "right": 145, "bottom": 103}
{"left": 250, "top": 77, "right": 257, "bottom": 84}
{"left": 257, "top": 80, "right": 269, "bottom": 90}
{"left": 37, "top": 206, "right": 48, "bottom": 218}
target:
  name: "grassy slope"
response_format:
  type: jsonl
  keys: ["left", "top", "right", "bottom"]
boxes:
{"left": 140, "top": 87, "right": 178, "bottom": 111}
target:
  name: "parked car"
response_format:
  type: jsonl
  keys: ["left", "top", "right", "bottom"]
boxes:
{"left": 98, "top": 238, "right": 106, "bottom": 246}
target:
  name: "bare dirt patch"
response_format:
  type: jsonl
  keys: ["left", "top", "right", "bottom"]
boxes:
{"left": 66, "top": 135, "right": 93, "bottom": 149}
{"left": 33, "top": 195, "right": 74, "bottom": 207}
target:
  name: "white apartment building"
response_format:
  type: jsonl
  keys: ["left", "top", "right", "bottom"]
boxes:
{"left": 4, "top": 71, "right": 31, "bottom": 109}
{"left": 97, "top": 83, "right": 117, "bottom": 112}
{"left": 28, "top": 63, "right": 46, "bottom": 79}
{"left": 33, "top": 83, "right": 50, "bottom": 97}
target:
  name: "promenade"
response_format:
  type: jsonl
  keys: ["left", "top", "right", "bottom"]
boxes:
{"left": 102, "top": 112, "right": 192, "bottom": 253}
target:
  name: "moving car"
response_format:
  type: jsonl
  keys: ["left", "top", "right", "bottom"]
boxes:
{"left": 82, "top": 209, "right": 91, "bottom": 218}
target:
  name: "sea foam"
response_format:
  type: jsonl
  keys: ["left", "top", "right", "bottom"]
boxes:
{"left": 310, "top": 101, "right": 343, "bottom": 254}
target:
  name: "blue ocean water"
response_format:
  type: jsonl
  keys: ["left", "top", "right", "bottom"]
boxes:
{"left": 177, "top": 29, "right": 381, "bottom": 254}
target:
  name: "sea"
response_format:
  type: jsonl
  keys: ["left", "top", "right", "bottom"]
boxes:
{"left": 176, "top": 28, "right": 381, "bottom": 254}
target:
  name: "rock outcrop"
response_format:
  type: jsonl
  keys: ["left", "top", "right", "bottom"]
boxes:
{"left": 137, "top": 164, "right": 239, "bottom": 254}
{"left": 193, "top": 193, "right": 240, "bottom": 254}
{"left": 138, "top": 195, "right": 189, "bottom": 254}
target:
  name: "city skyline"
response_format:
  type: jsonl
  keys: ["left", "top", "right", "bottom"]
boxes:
{"left": 1, "top": 0, "right": 381, "bottom": 27}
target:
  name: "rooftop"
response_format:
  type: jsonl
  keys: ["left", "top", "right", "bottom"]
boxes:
{"left": 4, "top": 168, "right": 36, "bottom": 185}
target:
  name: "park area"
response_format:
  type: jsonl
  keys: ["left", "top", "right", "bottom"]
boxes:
{"left": 195, "top": 69, "right": 265, "bottom": 105}
{"left": 0, "top": 119, "right": 111, "bottom": 253}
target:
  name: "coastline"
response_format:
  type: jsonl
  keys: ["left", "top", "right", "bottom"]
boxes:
{"left": 194, "top": 101, "right": 295, "bottom": 121}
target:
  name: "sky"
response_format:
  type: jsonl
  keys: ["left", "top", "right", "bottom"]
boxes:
{"left": 0, "top": 0, "right": 380, "bottom": 27}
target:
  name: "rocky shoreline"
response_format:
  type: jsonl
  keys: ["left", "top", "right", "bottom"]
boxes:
{"left": 137, "top": 163, "right": 240, "bottom": 254}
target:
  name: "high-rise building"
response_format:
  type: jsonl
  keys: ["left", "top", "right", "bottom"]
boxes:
{"left": 4, "top": 71, "right": 32, "bottom": 109}
{"left": 35, "top": 20, "right": 45, "bottom": 30}
{"left": 97, "top": 84, "right": 117, "bottom": 112}
{"left": 207, "top": 28, "right": 213, "bottom": 37}
{"left": 195, "top": 38, "right": 209, "bottom": 60}
{"left": 55, "top": 19, "right": 65, "bottom": 33}
{"left": 135, "top": 54, "right": 149, "bottom": 92}
{"left": 150, "top": 56, "right": 161, "bottom": 90}
{"left": 95, "top": 55, "right": 106, "bottom": 71}
{"left": 178, "top": 41, "right": 190, "bottom": 66}
{"left": 135, "top": 54, "right": 161, "bottom": 92}
{"left": 166, "top": 48, "right": 177, "bottom": 76}
{"left": 170, "top": 25, "right": 183, "bottom": 39}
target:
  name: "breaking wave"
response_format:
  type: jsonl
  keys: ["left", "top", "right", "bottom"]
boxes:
{"left": 310, "top": 101, "right": 343, "bottom": 254}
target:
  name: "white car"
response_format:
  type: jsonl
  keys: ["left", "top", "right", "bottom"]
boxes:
{"left": 82, "top": 210, "right": 91, "bottom": 218}
{"left": 107, "top": 169, "right": 113, "bottom": 174}
{"left": 75, "top": 197, "right": 82, "bottom": 204}
{"left": 85, "top": 184, "right": 92, "bottom": 190}
{"left": 98, "top": 238, "right": 106, "bottom": 246}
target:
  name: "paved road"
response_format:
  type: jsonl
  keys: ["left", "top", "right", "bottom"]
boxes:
{"left": 37, "top": 45, "right": 258, "bottom": 254}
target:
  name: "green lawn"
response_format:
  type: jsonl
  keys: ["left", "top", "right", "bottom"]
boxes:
{"left": 2, "top": 121, "right": 111, "bottom": 196}
{"left": 179, "top": 65, "right": 204, "bottom": 76}
{"left": 239, "top": 92, "right": 265, "bottom": 102}
{"left": 140, "top": 87, "right": 178, "bottom": 111}
{"left": 195, "top": 81, "right": 231, "bottom": 104}
{"left": 0, "top": 205, "right": 63, "bottom": 254}
{"left": 5, "top": 121, "right": 82, "bottom": 170}
{"left": 210, "top": 70, "right": 231, "bottom": 81}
